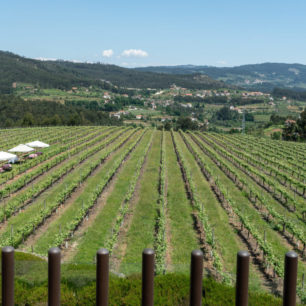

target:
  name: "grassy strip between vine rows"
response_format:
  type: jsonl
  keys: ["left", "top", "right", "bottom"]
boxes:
{"left": 0, "top": 128, "right": 135, "bottom": 248}
{"left": 49, "top": 129, "right": 148, "bottom": 251}
{"left": 32, "top": 129, "right": 147, "bottom": 255}
{"left": 0, "top": 127, "right": 89, "bottom": 184}
{"left": 119, "top": 131, "right": 161, "bottom": 275}
{"left": 218, "top": 133, "right": 306, "bottom": 184}
{"left": 198, "top": 132, "right": 305, "bottom": 218}
{"left": 208, "top": 133, "right": 306, "bottom": 198}
{"left": 154, "top": 129, "right": 167, "bottom": 274}
{"left": 228, "top": 134, "right": 306, "bottom": 177}
{"left": 0, "top": 128, "right": 128, "bottom": 223}
{"left": 0, "top": 127, "right": 114, "bottom": 198}
{"left": 190, "top": 133, "right": 306, "bottom": 249}
{"left": 71, "top": 130, "right": 154, "bottom": 263}
{"left": 186, "top": 133, "right": 305, "bottom": 302}
{"left": 103, "top": 130, "right": 155, "bottom": 253}
{"left": 172, "top": 130, "right": 231, "bottom": 284}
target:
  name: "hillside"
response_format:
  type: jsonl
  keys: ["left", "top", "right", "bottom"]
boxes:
{"left": 0, "top": 127, "right": 304, "bottom": 303}
{"left": 0, "top": 51, "right": 225, "bottom": 93}
{"left": 0, "top": 94, "right": 122, "bottom": 127}
{"left": 135, "top": 63, "right": 306, "bottom": 92}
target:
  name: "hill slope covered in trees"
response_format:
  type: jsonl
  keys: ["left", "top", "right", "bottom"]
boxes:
{"left": 0, "top": 51, "right": 226, "bottom": 93}
{"left": 135, "top": 63, "right": 306, "bottom": 92}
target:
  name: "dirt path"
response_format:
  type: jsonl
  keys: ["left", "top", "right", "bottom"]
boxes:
{"left": 171, "top": 132, "right": 216, "bottom": 271}
{"left": 0, "top": 129, "right": 131, "bottom": 236}
{"left": 180, "top": 131, "right": 279, "bottom": 290}
{"left": 164, "top": 171, "right": 172, "bottom": 270}
{"left": 110, "top": 138, "right": 153, "bottom": 273}
{"left": 0, "top": 128, "right": 125, "bottom": 215}
{"left": 192, "top": 133, "right": 305, "bottom": 256}
{"left": 21, "top": 151, "right": 116, "bottom": 251}
{"left": 18, "top": 130, "right": 138, "bottom": 251}
{"left": 60, "top": 138, "right": 140, "bottom": 262}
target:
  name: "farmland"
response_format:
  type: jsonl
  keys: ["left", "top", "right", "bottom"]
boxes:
{"left": 0, "top": 126, "right": 305, "bottom": 301}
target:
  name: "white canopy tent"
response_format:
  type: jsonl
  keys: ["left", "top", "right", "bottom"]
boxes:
{"left": 0, "top": 151, "right": 18, "bottom": 162}
{"left": 26, "top": 140, "right": 50, "bottom": 148}
{"left": 8, "top": 144, "right": 34, "bottom": 153}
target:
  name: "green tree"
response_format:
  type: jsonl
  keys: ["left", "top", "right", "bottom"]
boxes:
{"left": 164, "top": 121, "right": 172, "bottom": 131}
{"left": 297, "top": 108, "right": 306, "bottom": 140}
{"left": 271, "top": 131, "right": 281, "bottom": 140}
{"left": 245, "top": 113, "right": 254, "bottom": 121}
{"left": 176, "top": 117, "right": 198, "bottom": 131}
{"left": 50, "top": 114, "right": 62, "bottom": 126}
{"left": 67, "top": 113, "right": 81, "bottom": 126}
{"left": 22, "top": 112, "right": 35, "bottom": 126}
{"left": 213, "top": 106, "right": 239, "bottom": 121}
{"left": 282, "top": 120, "right": 299, "bottom": 141}
{"left": 4, "top": 118, "right": 14, "bottom": 127}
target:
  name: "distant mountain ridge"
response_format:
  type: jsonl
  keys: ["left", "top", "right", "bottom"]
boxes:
{"left": 0, "top": 51, "right": 225, "bottom": 93}
{"left": 135, "top": 63, "right": 306, "bottom": 92}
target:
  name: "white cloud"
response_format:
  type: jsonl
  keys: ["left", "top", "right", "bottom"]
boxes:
{"left": 102, "top": 49, "right": 114, "bottom": 58}
{"left": 216, "top": 60, "right": 227, "bottom": 65}
{"left": 120, "top": 62, "right": 148, "bottom": 68}
{"left": 36, "top": 57, "right": 57, "bottom": 61}
{"left": 121, "top": 49, "right": 148, "bottom": 58}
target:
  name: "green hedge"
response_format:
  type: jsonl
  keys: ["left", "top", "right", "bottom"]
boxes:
{"left": 0, "top": 252, "right": 284, "bottom": 305}
{"left": 0, "top": 274, "right": 283, "bottom": 305}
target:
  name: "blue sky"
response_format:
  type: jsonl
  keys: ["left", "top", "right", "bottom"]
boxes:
{"left": 1, "top": 0, "right": 305, "bottom": 67}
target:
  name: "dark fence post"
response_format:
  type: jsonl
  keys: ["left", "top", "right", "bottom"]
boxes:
{"left": 142, "top": 248, "right": 154, "bottom": 306}
{"left": 96, "top": 248, "right": 109, "bottom": 306}
{"left": 48, "top": 247, "right": 61, "bottom": 306}
{"left": 235, "top": 250, "right": 250, "bottom": 306}
{"left": 190, "top": 249, "right": 203, "bottom": 306}
{"left": 283, "top": 251, "right": 298, "bottom": 306}
{"left": 2, "top": 246, "right": 14, "bottom": 306}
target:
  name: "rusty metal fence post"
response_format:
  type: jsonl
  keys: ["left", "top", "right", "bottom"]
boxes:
{"left": 2, "top": 246, "right": 14, "bottom": 306}
{"left": 142, "top": 248, "right": 154, "bottom": 306}
{"left": 283, "top": 251, "right": 298, "bottom": 306}
{"left": 48, "top": 247, "right": 61, "bottom": 306}
{"left": 235, "top": 250, "right": 250, "bottom": 306}
{"left": 190, "top": 249, "right": 203, "bottom": 306}
{"left": 96, "top": 248, "right": 109, "bottom": 306}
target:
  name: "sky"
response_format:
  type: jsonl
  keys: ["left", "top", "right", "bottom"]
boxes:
{"left": 1, "top": 0, "right": 306, "bottom": 67}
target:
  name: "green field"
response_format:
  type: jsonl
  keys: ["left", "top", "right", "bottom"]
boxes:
{"left": 0, "top": 126, "right": 305, "bottom": 303}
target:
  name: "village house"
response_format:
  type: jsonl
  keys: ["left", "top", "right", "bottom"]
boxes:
{"left": 285, "top": 119, "right": 296, "bottom": 126}
{"left": 103, "top": 92, "right": 111, "bottom": 99}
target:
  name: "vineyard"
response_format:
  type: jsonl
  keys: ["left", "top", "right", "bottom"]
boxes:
{"left": 0, "top": 126, "right": 305, "bottom": 301}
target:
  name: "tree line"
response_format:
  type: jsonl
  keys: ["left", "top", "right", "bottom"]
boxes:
{"left": 174, "top": 95, "right": 264, "bottom": 106}
{"left": 0, "top": 95, "right": 122, "bottom": 127}
{"left": 65, "top": 96, "right": 144, "bottom": 112}
{"left": 282, "top": 108, "right": 306, "bottom": 141}
{"left": 0, "top": 51, "right": 226, "bottom": 94}
{"left": 272, "top": 88, "right": 306, "bottom": 101}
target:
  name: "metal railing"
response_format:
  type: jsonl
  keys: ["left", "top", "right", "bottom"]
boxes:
{"left": 1, "top": 246, "right": 299, "bottom": 306}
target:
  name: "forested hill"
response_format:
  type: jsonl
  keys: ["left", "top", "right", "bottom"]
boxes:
{"left": 0, "top": 95, "right": 122, "bottom": 127}
{"left": 135, "top": 63, "right": 306, "bottom": 92}
{"left": 0, "top": 51, "right": 226, "bottom": 93}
